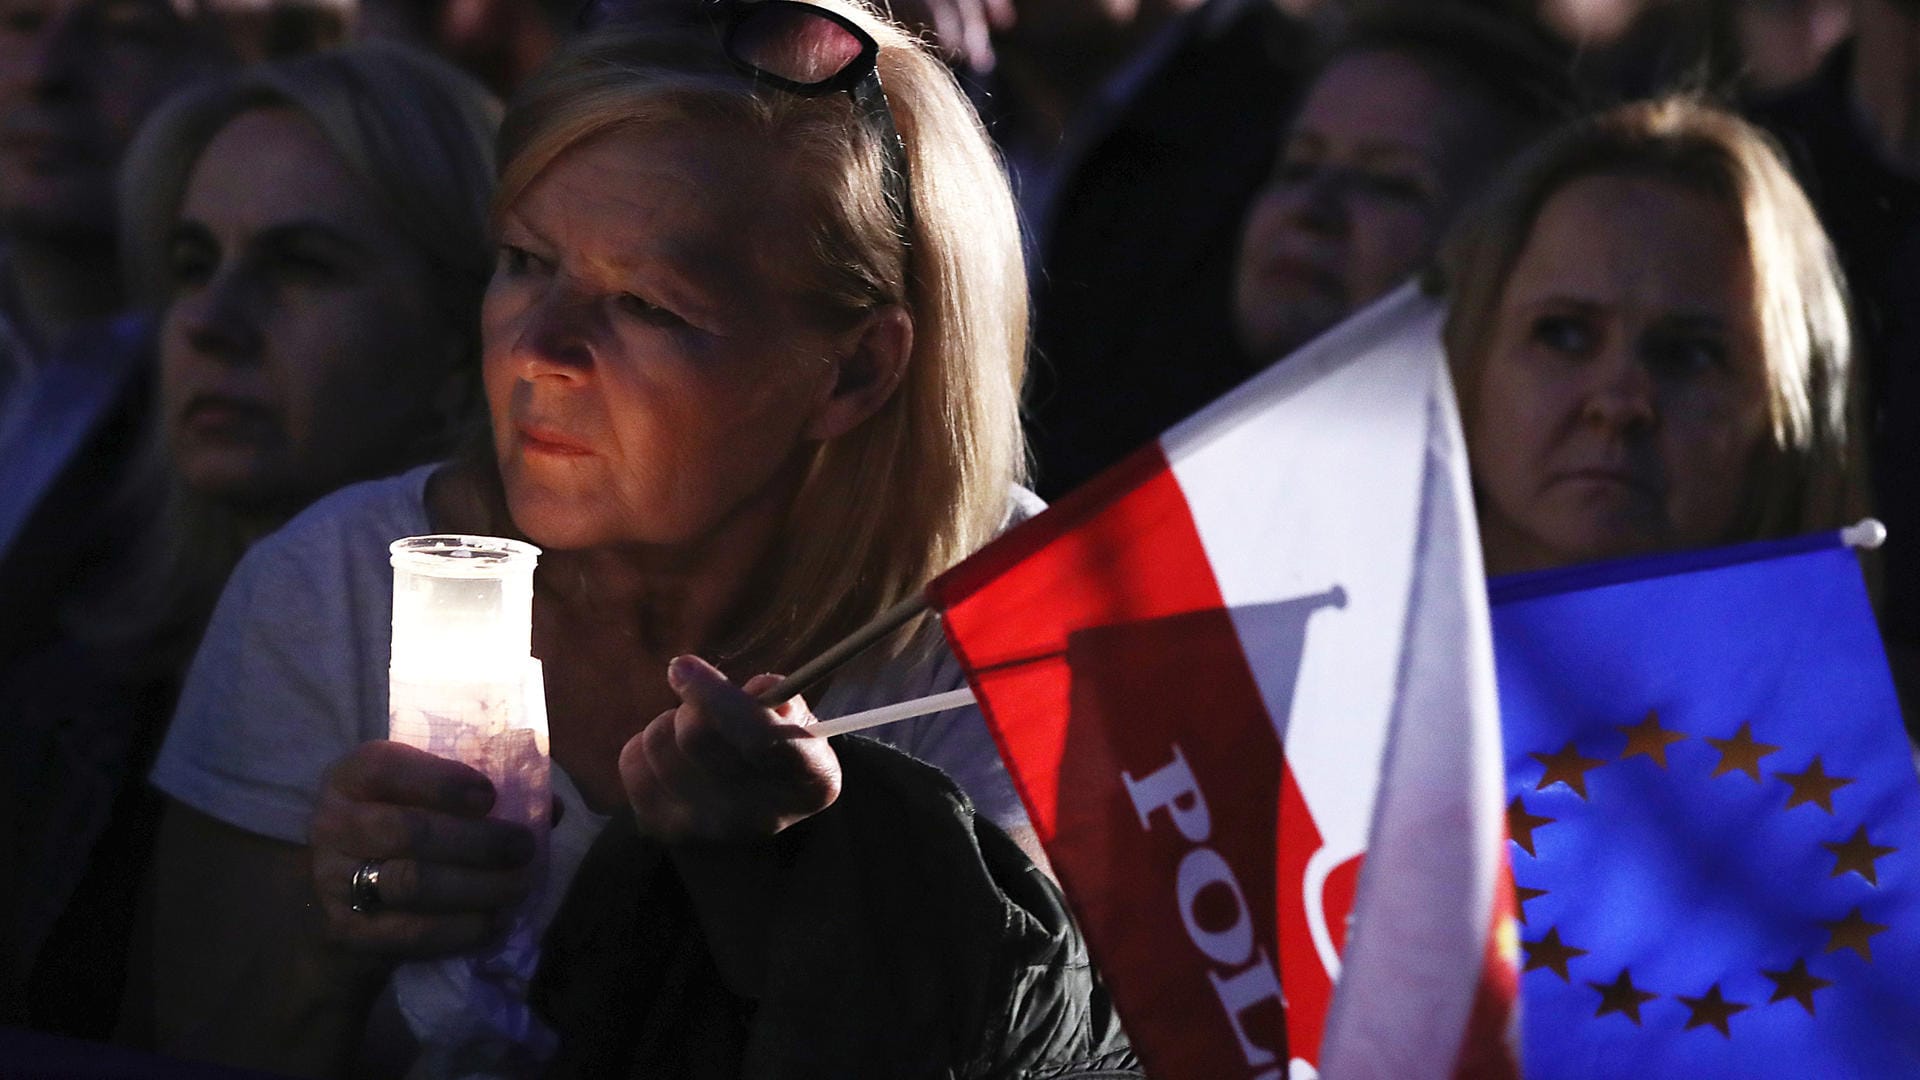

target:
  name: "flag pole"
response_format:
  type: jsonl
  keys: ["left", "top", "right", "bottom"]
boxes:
{"left": 754, "top": 590, "right": 931, "bottom": 707}
{"left": 810, "top": 686, "right": 978, "bottom": 738}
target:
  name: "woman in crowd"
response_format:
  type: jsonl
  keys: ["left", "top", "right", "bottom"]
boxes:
{"left": 123, "top": 41, "right": 498, "bottom": 570}
{"left": 2, "top": 42, "right": 497, "bottom": 1039}
{"left": 1440, "top": 96, "right": 1862, "bottom": 574}
{"left": 1233, "top": 6, "right": 1573, "bottom": 365}
{"left": 1438, "top": 98, "right": 1892, "bottom": 1078}
{"left": 141, "top": 3, "right": 1129, "bottom": 1077}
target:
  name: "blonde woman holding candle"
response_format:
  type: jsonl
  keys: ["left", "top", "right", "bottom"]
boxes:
{"left": 141, "top": 4, "right": 1130, "bottom": 1077}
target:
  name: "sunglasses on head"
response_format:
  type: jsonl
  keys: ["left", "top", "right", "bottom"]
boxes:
{"left": 574, "top": 0, "right": 915, "bottom": 256}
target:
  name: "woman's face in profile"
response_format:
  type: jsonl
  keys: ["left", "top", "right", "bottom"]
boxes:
{"left": 161, "top": 107, "right": 453, "bottom": 510}
{"left": 481, "top": 125, "right": 855, "bottom": 553}
{"left": 1468, "top": 172, "right": 1773, "bottom": 575}
{"left": 1233, "top": 49, "right": 1464, "bottom": 363}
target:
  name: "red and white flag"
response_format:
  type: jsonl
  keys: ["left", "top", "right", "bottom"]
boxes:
{"left": 930, "top": 286, "right": 1518, "bottom": 1079}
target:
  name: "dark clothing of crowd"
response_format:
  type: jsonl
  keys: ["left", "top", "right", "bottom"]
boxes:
{"left": 0, "top": 323, "right": 182, "bottom": 1039}
{"left": 1753, "top": 45, "right": 1920, "bottom": 661}
{"left": 535, "top": 738, "right": 1136, "bottom": 1078}
{"left": 997, "top": 0, "right": 1308, "bottom": 500}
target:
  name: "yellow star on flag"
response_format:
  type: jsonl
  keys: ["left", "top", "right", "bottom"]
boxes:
{"left": 1760, "top": 958, "right": 1832, "bottom": 1015}
{"left": 1704, "top": 721, "right": 1780, "bottom": 781}
{"left": 1821, "top": 907, "right": 1890, "bottom": 962}
{"left": 1507, "top": 795, "right": 1555, "bottom": 857}
{"left": 1531, "top": 740, "right": 1607, "bottom": 799}
{"left": 1822, "top": 825, "right": 1898, "bottom": 885}
{"left": 1777, "top": 756, "right": 1856, "bottom": 814}
{"left": 1677, "top": 984, "right": 1749, "bottom": 1038}
{"left": 1589, "top": 968, "right": 1658, "bottom": 1025}
{"left": 1616, "top": 708, "right": 1687, "bottom": 767}
{"left": 1522, "top": 926, "right": 1589, "bottom": 981}
{"left": 1514, "top": 885, "right": 1548, "bottom": 926}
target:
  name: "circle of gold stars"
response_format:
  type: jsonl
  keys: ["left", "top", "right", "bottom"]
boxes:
{"left": 1509, "top": 708, "right": 1895, "bottom": 1039}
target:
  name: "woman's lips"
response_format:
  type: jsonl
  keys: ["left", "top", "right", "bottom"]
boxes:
{"left": 517, "top": 424, "right": 592, "bottom": 457}
{"left": 1554, "top": 467, "right": 1654, "bottom": 495}
{"left": 178, "top": 394, "right": 274, "bottom": 439}
{"left": 1254, "top": 252, "right": 1343, "bottom": 297}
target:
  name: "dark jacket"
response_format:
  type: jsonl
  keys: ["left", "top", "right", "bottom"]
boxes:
{"left": 1003, "top": 0, "right": 1309, "bottom": 499}
{"left": 532, "top": 736, "right": 1140, "bottom": 1079}
{"left": 0, "top": 319, "right": 180, "bottom": 1036}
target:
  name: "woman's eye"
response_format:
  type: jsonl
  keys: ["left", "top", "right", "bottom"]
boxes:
{"left": 1647, "top": 335, "right": 1726, "bottom": 376}
{"left": 274, "top": 248, "right": 346, "bottom": 284}
{"left": 1531, "top": 315, "right": 1594, "bottom": 356}
{"left": 1349, "top": 171, "right": 1432, "bottom": 204}
{"left": 1274, "top": 159, "right": 1318, "bottom": 186}
{"left": 1270, "top": 159, "right": 1431, "bottom": 204}
{"left": 496, "top": 243, "right": 544, "bottom": 276}
{"left": 167, "top": 243, "right": 216, "bottom": 289}
{"left": 614, "top": 292, "right": 687, "bottom": 329}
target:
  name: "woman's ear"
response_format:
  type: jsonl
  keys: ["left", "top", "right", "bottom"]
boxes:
{"left": 805, "top": 305, "right": 912, "bottom": 441}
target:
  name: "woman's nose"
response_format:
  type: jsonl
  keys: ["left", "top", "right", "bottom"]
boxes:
{"left": 1273, "top": 170, "right": 1348, "bottom": 236}
{"left": 509, "top": 283, "right": 597, "bottom": 379}
{"left": 175, "top": 271, "right": 265, "bottom": 363}
{"left": 1579, "top": 347, "right": 1658, "bottom": 433}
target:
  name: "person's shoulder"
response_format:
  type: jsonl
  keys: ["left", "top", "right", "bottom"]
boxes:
{"left": 234, "top": 464, "right": 438, "bottom": 586}
{"left": 256, "top": 464, "right": 436, "bottom": 555}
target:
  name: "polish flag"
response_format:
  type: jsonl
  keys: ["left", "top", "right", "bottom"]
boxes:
{"left": 929, "top": 286, "right": 1518, "bottom": 1079}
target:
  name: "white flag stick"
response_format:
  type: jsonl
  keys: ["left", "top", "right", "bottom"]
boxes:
{"left": 809, "top": 686, "right": 978, "bottom": 738}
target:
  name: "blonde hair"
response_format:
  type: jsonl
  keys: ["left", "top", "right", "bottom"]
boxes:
{"left": 499, "top": 4, "right": 1036, "bottom": 672}
{"left": 1438, "top": 96, "right": 1863, "bottom": 542}
{"left": 492, "top": 3, "right": 1028, "bottom": 674}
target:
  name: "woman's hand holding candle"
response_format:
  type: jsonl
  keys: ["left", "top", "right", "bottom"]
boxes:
{"left": 309, "top": 740, "right": 538, "bottom": 958}
{"left": 619, "top": 655, "right": 842, "bottom": 844}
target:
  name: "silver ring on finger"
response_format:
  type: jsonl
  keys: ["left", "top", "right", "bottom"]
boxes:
{"left": 349, "top": 858, "right": 386, "bottom": 914}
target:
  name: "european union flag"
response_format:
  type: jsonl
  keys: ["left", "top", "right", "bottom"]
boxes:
{"left": 1490, "top": 531, "right": 1920, "bottom": 1078}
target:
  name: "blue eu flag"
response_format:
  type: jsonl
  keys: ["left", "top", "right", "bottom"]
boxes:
{"left": 1490, "top": 532, "right": 1920, "bottom": 1078}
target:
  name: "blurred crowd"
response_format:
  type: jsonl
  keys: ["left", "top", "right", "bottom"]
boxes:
{"left": 1, "top": 0, "right": 1916, "bottom": 1075}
